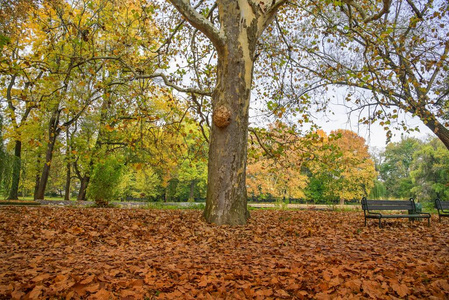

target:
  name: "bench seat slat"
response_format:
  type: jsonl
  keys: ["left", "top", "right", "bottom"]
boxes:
{"left": 366, "top": 213, "right": 428, "bottom": 217}
{"left": 377, "top": 214, "right": 427, "bottom": 218}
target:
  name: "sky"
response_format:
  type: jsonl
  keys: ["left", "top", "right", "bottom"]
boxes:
{"left": 316, "top": 101, "right": 434, "bottom": 151}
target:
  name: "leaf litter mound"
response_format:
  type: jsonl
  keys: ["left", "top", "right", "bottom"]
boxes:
{"left": 0, "top": 207, "right": 448, "bottom": 299}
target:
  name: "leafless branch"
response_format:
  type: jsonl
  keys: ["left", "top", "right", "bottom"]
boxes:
{"left": 167, "top": 0, "right": 225, "bottom": 48}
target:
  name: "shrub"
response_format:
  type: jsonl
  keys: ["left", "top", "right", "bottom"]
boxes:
{"left": 87, "top": 157, "right": 123, "bottom": 207}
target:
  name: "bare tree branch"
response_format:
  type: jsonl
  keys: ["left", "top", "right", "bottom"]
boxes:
{"left": 85, "top": 56, "right": 212, "bottom": 96}
{"left": 137, "top": 72, "right": 212, "bottom": 96}
{"left": 341, "top": 0, "right": 392, "bottom": 23}
{"left": 167, "top": 0, "right": 225, "bottom": 49}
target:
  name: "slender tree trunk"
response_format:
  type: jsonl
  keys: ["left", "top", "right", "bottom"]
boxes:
{"left": 74, "top": 156, "right": 94, "bottom": 201}
{"left": 64, "top": 162, "right": 71, "bottom": 200}
{"left": 35, "top": 135, "right": 57, "bottom": 199}
{"left": 188, "top": 180, "right": 196, "bottom": 202}
{"left": 7, "top": 140, "right": 22, "bottom": 200}
{"left": 34, "top": 155, "right": 41, "bottom": 200}
{"left": 64, "top": 127, "right": 71, "bottom": 200}
{"left": 77, "top": 176, "right": 90, "bottom": 200}
{"left": 75, "top": 97, "right": 110, "bottom": 201}
{"left": 35, "top": 109, "right": 60, "bottom": 200}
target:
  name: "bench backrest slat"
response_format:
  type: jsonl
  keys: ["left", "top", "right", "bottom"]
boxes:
{"left": 367, "top": 205, "right": 413, "bottom": 210}
{"left": 365, "top": 200, "right": 412, "bottom": 205}
{"left": 361, "top": 197, "right": 415, "bottom": 211}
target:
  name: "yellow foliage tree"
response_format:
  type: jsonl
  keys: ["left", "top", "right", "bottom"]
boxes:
{"left": 247, "top": 123, "right": 309, "bottom": 201}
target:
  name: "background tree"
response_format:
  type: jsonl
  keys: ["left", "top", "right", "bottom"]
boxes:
{"left": 0, "top": 1, "right": 45, "bottom": 199}
{"left": 304, "top": 130, "right": 376, "bottom": 203}
{"left": 378, "top": 138, "right": 423, "bottom": 198}
{"left": 174, "top": 123, "right": 208, "bottom": 202}
{"left": 0, "top": 115, "right": 12, "bottom": 197}
{"left": 87, "top": 155, "right": 124, "bottom": 206}
{"left": 1, "top": 0, "right": 164, "bottom": 200}
{"left": 411, "top": 137, "right": 449, "bottom": 201}
{"left": 247, "top": 122, "right": 310, "bottom": 202}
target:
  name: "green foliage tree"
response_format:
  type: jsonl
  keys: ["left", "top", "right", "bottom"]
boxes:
{"left": 304, "top": 130, "right": 376, "bottom": 204}
{"left": 87, "top": 156, "right": 124, "bottom": 207}
{"left": 0, "top": 115, "right": 12, "bottom": 197}
{"left": 378, "top": 138, "right": 423, "bottom": 198}
{"left": 411, "top": 138, "right": 449, "bottom": 201}
{"left": 368, "top": 180, "right": 387, "bottom": 200}
{"left": 174, "top": 123, "right": 208, "bottom": 202}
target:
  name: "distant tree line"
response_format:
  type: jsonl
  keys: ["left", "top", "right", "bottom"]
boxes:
{"left": 370, "top": 137, "right": 449, "bottom": 204}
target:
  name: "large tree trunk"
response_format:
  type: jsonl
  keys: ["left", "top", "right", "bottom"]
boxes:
{"left": 204, "top": 55, "right": 252, "bottom": 224}
{"left": 202, "top": 1, "right": 271, "bottom": 225}
{"left": 7, "top": 140, "right": 22, "bottom": 200}
{"left": 168, "top": 0, "right": 281, "bottom": 224}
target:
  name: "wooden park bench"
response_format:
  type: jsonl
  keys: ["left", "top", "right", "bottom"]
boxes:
{"left": 435, "top": 199, "right": 449, "bottom": 222}
{"left": 361, "top": 197, "right": 430, "bottom": 228}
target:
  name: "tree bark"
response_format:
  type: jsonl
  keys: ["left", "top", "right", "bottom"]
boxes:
{"left": 188, "top": 180, "right": 196, "bottom": 202}
{"left": 64, "top": 162, "right": 71, "bottom": 200}
{"left": 203, "top": 1, "right": 277, "bottom": 225}
{"left": 77, "top": 176, "right": 90, "bottom": 200}
{"left": 204, "top": 48, "right": 253, "bottom": 225}
{"left": 424, "top": 117, "right": 449, "bottom": 151}
{"left": 34, "top": 135, "right": 57, "bottom": 200}
{"left": 7, "top": 140, "right": 22, "bottom": 200}
{"left": 64, "top": 127, "right": 71, "bottom": 200}
{"left": 33, "top": 155, "right": 41, "bottom": 200}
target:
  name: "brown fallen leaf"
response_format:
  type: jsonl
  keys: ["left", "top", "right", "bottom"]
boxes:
{"left": 88, "top": 288, "right": 113, "bottom": 299}
{"left": 27, "top": 285, "right": 43, "bottom": 299}
{"left": 391, "top": 282, "right": 409, "bottom": 297}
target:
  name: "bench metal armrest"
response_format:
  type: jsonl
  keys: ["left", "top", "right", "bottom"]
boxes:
{"left": 415, "top": 212, "right": 431, "bottom": 217}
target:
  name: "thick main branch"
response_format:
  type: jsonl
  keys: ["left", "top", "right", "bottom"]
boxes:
{"left": 167, "top": 0, "right": 225, "bottom": 48}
